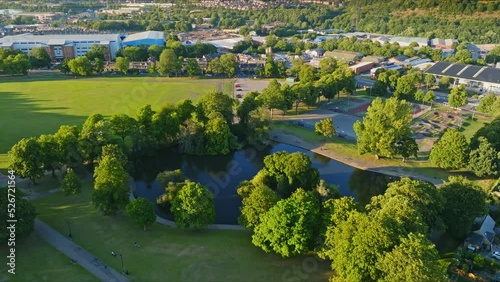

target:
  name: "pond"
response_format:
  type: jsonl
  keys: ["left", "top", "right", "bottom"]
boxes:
{"left": 132, "top": 142, "right": 395, "bottom": 225}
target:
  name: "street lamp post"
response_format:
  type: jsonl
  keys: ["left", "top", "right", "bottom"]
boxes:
{"left": 67, "top": 221, "right": 72, "bottom": 239}
{"left": 119, "top": 254, "right": 126, "bottom": 275}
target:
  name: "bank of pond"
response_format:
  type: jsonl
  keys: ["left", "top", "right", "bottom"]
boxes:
{"left": 132, "top": 142, "right": 396, "bottom": 225}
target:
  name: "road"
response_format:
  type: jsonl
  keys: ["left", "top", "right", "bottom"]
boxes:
{"left": 35, "top": 219, "right": 129, "bottom": 282}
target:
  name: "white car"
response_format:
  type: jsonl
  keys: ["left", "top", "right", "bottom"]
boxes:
{"left": 493, "top": 251, "right": 500, "bottom": 260}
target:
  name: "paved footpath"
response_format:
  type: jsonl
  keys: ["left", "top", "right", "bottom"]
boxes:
{"left": 35, "top": 219, "right": 129, "bottom": 282}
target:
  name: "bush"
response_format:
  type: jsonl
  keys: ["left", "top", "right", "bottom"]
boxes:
{"left": 156, "top": 169, "right": 185, "bottom": 187}
{"left": 473, "top": 255, "right": 485, "bottom": 270}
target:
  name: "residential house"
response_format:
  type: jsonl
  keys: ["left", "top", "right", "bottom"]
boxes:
{"left": 464, "top": 214, "right": 496, "bottom": 252}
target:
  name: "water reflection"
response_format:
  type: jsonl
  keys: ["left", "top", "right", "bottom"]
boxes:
{"left": 133, "top": 143, "right": 394, "bottom": 224}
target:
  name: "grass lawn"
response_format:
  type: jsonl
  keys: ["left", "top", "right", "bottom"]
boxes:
{"left": 0, "top": 233, "right": 97, "bottom": 282}
{"left": 32, "top": 182, "right": 333, "bottom": 282}
{"left": 0, "top": 76, "right": 230, "bottom": 170}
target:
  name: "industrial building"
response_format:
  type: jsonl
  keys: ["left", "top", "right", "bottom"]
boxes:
{"left": 122, "top": 31, "right": 165, "bottom": 47}
{"left": 425, "top": 61, "right": 500, "bottom": 94}
{"left": 0, "top": 33, "right": 123, "bottom": 61}
{"left": 349, "top": 62, "right": 374, "bottom": 74}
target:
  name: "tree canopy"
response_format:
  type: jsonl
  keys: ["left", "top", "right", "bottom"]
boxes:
{"left": 170, "top": 181, "right": 215, "bottom": 229}
{"left": 125, "top": 198, "right": 156, "bottom": 231}
{"left": 353, "top": 97, "right": 416, "bottom": 159}
{"left": 429, "top": 128, "right": 469, "bottom": 169}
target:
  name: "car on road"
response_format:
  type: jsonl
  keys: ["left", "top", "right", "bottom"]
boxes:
{"left": 493, "top": 252, "right": 500, "bottom": 260}
{"left": 235, "top": 84, "right": 241, "bottom": 87}
{"left": 236, "top": 94, "right": 242, "bottom": 98}
{"left": 236, "top": 88, "right": 243, "bottom": 91}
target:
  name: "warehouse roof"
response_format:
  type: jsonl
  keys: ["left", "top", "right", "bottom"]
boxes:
{"left": 425, "top": 61, "right": 500, "bottom": 84}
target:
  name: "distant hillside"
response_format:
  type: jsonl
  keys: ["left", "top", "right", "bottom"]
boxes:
{"left": 335, "top": 0, "right": 500, "bottom": 43}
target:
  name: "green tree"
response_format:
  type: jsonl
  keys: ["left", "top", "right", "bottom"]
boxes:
{"left": 471, "top": 117, "right": 500, "bottom": 152}
{"left": 394, "top": 74, "right": 417, "bottom": 99}
{"left": 237, "top": 91, "right": 261, "bottom": 126}
{"left": 448, "top": 85, "right": 468, "bottom": 108}
{"left": 85, "top": 44, "right": 106, "bottom": 61}
{"left": 219, "top": 53, "right": 238, "bottom": 77}
{"left": 176, "top": 99, "right": 197, "bottom": 123}
{"left": 115, "top": 57, "right": 130, "bottom": 75}
{"left": 264, "top": 55, "right": 278, "bottom": 77}
{"left": 54, "top": 125, "right": 82, "bottom": 167}
{"left": 424, "top": 73, "right": 435, "bottom": 89}
{"left": 148, "top": 44, "right": 165, "bottom": 59}
{"left": 261, "top": 151, "right": 320, "bottom": 197}
{"left": 93, "top": 58, "right": 104, "bottom": 74}
{"left": 61, "top": 168, "right": 82, "bottom": 195}
{"left": 0, "top": 187, "right": 36, "bottom": 242}
{"left": 477, "top": 93, "right": 498, "bottom": 115}
{"left": 185, "top": 58, "right": 201, "bottom": 77}
{"left": 440, "top": 176, "right": 488, "bottom": 238}
{"left": 238, "top": 185, "right": 280, "bottom": 229}
{"left": 370, "top": 178, "right": 445, "bottom": 231}
{"left": 257, "top": 79, "right": 287, "bottom": 118}
{"left": 109, "top": 114, "right": 137, "bottom": 142}
{"left": 92, "top": 155, "right": 130, "bottom": 215}
{"left": 423, "top": 90, "right": 436, "bottom": 106}
{"left": 68, "top": 56, "right": 93, "bottom": 76}
{"left": 79, "top": 114, "right": 111, "bottom": 164}
{"left": 122, "top": 46, "right": 148, "bottom": 61}
{"left": 3, "top": 53, "right": 31, "bottom": 75}
{"left": 438, "top": 76, "right": 451, "bottom": 92}
{"left": 157, "top": 49, "right": 181, "bottom": 76}
{"left": 378, "top": 233, "right": 447, "bottom": 282}
{"left": 371, "top": 80, "right": 388, "bottom": 96}
{"left": 315, "top": 118, "right": 335, "bottom": 138}
{"left": 28, "top": 47, "right": 51, "bottom": 68}
{"left": 319, "top": 57, "right": 338, "bottom": 76}
{"left": 58, "top": 58, "right": 71, "bottom": 74}
{"left": 298, "top": 64, "right": 316, "bottom": 84}
{"left": 468, "top": 137, "right": 499, "bottom": 177}
{"left": 8, "top": 137, "right": 44, "bottom": 185}
{"left": 197, "top": 91, "right": 234, "bottom": 125}
{"left": 38, "top": 134, "right": 61, "bottom": 177}
{"left": 125, "top": 198, "right": 156, "bottom": 231}
{"left": 429, "top": 128, "right": 469, "bottom": 169}
{"left": 204, "top": 113, "right": 235, "bottom": 155}
{"left": 170, "top": 181, "right": 215, "bottom": 229}
{"left": 414, "top": 89, "right": 425, "bottom": 103}
{"left": 325, "top": 211, "right": 393, "bottom": 281}
{"left": 252, "top": 189, "right": 320, "bottom": 257}
{"left": 353, "top": 97, "right": 415, "bottom": 159}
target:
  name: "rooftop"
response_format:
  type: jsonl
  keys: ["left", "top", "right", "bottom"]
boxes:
{"left": 425, "top": 61, "right": 500, "bottom": 84}
{"left": 0, "top": 33, "right": 122, "bottom": 47}
{"left": 122, "top": 31, "right": 164, "bottom": 43}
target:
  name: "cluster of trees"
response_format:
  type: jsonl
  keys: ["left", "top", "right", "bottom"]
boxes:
{"left": 256, "top": 58, "right": 355, "bottom": 117}
{"left": 206, "top": 53, "right": 239, "bottom": 77}
{"left": 337, "top": 0, "right": 500, "bottom": 44}
{"left": 0, "top": 186, "right": 36, "bottom": 242}
{"left": 0, "top": 49, "right": 31, "bottom": 75}
{"left": 430, "top": 118, "right": 500, "bottom": 177}
{"left": 237, "top": 149, "right": 488, "bottom": 280}
{"left": 8, "top": 91, "right": 270, "bottom": 185}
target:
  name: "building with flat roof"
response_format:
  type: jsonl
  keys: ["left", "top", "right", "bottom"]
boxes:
{"left": 389, "top": 36, "right": 429, "bottom": 47}
{"left": 0, "top": 33, "right": 123, "bottom": 61}
{"left": 122, "top": 31, "right": 165, "bottom": 47}
{"left": 425, "top": 61, "right": 500, "bottom": 93}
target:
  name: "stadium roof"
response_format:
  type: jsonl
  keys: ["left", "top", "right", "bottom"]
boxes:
{"left": 425, "top": 61, "right": 500, "bottom": 84}
{"left": 122, "top": 31, "right": 164, "bottom": 43}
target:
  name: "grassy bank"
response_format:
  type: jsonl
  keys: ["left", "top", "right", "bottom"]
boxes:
{"left": 32, "top": 182, "right": 332, "bottom": 282}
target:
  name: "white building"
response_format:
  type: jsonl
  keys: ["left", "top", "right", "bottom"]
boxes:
{"left": 0, "top": 33, "right": 123, "bottom": 61}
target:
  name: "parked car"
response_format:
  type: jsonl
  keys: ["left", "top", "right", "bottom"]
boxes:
{"left": 493, "top": 252, "right": 500, "bottom": 260}
{"left": 235, "top": 84, "right": 241, "bottom": 87}
{"left": 236, "top": 94, "right": 242, "bottom": 98}
{"left": 236, "top": 88, "right": 243, "bottom": 91}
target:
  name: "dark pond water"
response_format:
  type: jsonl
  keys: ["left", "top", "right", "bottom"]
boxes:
{"left": 132, "top": 143, "right": 395, "bottom": 225}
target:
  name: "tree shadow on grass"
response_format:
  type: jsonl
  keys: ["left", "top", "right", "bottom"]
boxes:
{"left": 0, "top": 91, "right": 87, "bottom": 153}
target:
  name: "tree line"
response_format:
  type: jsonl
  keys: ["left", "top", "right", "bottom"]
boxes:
{"left": 235, "top": 149, "right": 488, "bottom": 281}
